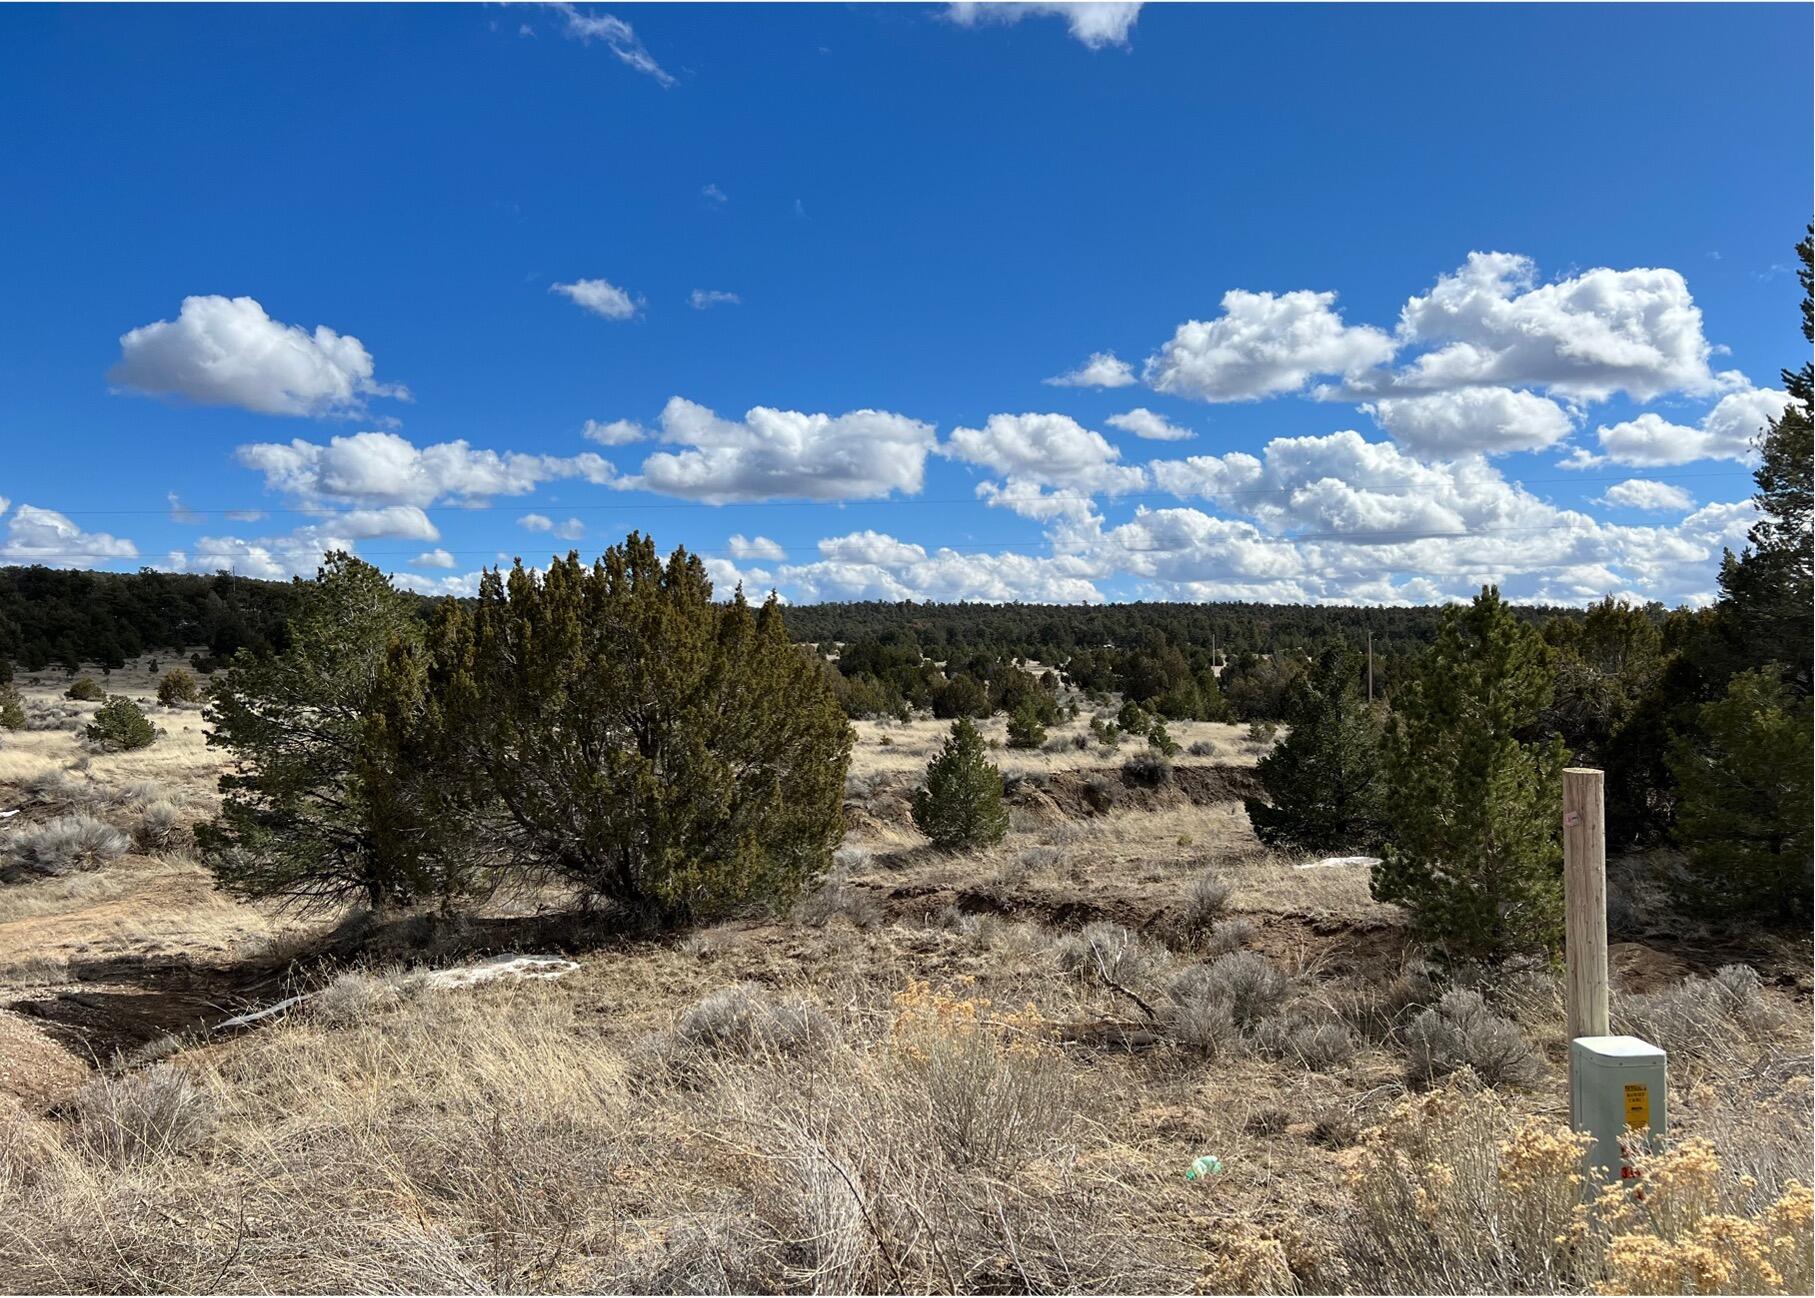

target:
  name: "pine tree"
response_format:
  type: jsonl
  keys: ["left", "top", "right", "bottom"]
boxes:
{"left": 1005, "top": 698, "right": 1047, "bottom": 749}
{"left": 418, "top": 537, "right": 851, "bottom": 927}
{"left": 1245, "top": 648, "right": 1385, "bottom": 852}
{"left": 0, "top": 684, "right": 23, "bottom": 731}
{"left": 1715, "top": 225, "right": 1813, "bottom": 692}
{"left": 197, "top": 553, "right": 437, "bottom": 911}
{"left": 84, "top": 695, "right": 156, "bottom": 751}
{"left": 1148, "top": 718, "right": 1180, "bottom": 756}
{"left": 912, "top": 717, "right": 1009, "bottom": 849}
{"left": 1667, "top": 670, "right": 1813, "bottom": 921}
{"left": 1372, "top": 587, "right": 1567, "bottom": 959}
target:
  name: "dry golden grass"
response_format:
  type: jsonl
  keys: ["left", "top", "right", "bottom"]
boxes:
{"left": 0, "top": 656, "right": 1809, "bottom": 1294}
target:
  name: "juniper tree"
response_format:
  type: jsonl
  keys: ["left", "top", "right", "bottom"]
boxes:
{"left": 1372, "top": 587, "right": 1566, "bottom": 960}
{"left": 197, "top": 553, "right": 442, "bottom": 911}
{"left": 912, "top": 717, "right": 1009, "bottom": 849}
{"left": 1245, "top": 648, "right": 1385, "bottom": 852}
{"left": 1667, "top": 669, "right": 1813, "bottom": 921}
{"left": 418, "top": 537, "right": 851, "bottom": 927}
{"left": 0, "top": 684, "right": 22, "bottom": 730}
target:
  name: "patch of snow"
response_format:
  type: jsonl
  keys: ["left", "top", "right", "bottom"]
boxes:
{"left": 1296, "top": 855, "right": 1381, "bottom": 871}
{"left": 416, "top": 953, "right": 580, "bottom": 989}
{"left": 218, "top": 993, "right": 309, "bottom": 1029}
{"left": 214, "top": 954, "right": 579, "bottom": 1032}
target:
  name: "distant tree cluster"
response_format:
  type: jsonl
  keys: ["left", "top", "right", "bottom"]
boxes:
{"left": 0, "top": 566, "right": 302, "bottom": 673}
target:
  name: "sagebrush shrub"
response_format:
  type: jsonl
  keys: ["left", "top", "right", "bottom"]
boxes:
{"left": 1203, "top": 916, "right": 1259, "bottom": 956}
{"left": 1162, "top": 966, "right": 1242, "bottom": 1057}
{"left": 1403, "top": 988, "right": 1541, "bottom": 1087}
{"left": 672, "top": 984, "right": 835, "bottom": 1060}
{"left": 1614, "top": 964, "right": 1786, "bottom": 1058}
{"left": 1179, "top": 868, "right": 1231, "bottom": 943}
{"left": 5, "top": 813, "right": 130, "bottom": 877}
{"left": 1121, "top": 751, "right": 1171, "bottom": 787}
{"left": 1253, "top": 1015, "right": 1358, "bottom": 1071}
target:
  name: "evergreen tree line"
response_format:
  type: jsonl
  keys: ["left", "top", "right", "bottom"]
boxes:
{"left": 1245, "top": 228, "right": 1814, "bottom": 953}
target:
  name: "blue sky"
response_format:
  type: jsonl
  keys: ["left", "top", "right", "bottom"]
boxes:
{"left": 1, "top": 1, "right": 1809, "bottom": 606}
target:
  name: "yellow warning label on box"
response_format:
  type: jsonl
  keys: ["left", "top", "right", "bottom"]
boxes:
{"left": 1624, "top": 1083, "right": 1651, "bottom": 1129}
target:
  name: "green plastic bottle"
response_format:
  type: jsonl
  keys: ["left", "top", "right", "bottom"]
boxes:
{"left": 1185, "top": 1154, "right": 1224, "bottom": 1181}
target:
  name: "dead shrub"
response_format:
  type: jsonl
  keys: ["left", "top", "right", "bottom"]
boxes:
{"left": 132, "top": 799, "right": 189, "bottom": 853}
{"left": 1403, "top": 988, "right": 1541, "bottom": 1088}
{"left": 1053, "top": 921, "right": 1172, "bottom": 994}
{"left": 72, "top": 1064, "right": 215, "bottom": 1165}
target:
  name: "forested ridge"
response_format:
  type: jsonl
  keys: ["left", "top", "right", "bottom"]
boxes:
{"left": 0, "top": 562, "right": 1570, "bottom": 674}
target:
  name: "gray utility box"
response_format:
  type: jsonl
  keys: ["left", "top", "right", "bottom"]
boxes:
{"left": 1570, "top": 1035, "right": 1667, "bottom": 1183}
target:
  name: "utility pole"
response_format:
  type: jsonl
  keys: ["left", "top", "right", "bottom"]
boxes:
{"left": 1563, "top": 768, "right": 1611, "bottom": 1085}
{"left": 1366, "top": 631, "right": 1374, "bottom": 703}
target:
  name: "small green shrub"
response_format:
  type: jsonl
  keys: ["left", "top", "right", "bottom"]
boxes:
{"left": 1148, "top": 719, "right": 1180, "bottom": 757}
{"left": 156, "top": 667, "right": 201, "bottom": 707}
{"left": 64, "top": 677, "right": 104, "bottom": 702}
{"left": 84, "top": 695, "right": 156, "bottom": 751}
{"left": 0, "top": 684, "right": 23, "bottom": 730}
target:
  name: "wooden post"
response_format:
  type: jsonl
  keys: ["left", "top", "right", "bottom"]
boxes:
{"left": 1564, "top": 768, "right": 1610, "bottom": 1082}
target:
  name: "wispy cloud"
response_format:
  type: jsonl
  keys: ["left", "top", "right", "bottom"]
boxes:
{"left": 551, "top": 4, "right": 674, "bottom": 86}
{"left": 701, "top": 182, "right": 728, "bottom": 205}
{"left": 689, "top": 289, "right": 741, "bottom": 310}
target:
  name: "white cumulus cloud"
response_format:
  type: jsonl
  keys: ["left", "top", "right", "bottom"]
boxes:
{"left": 1045, "top": 351, "right": 1136, "bottom": 388}
{"left": 237, "top": 431, "right": 616, "bottom": 507}
{"left": 0, "top": 504, "right": 137, "bottom": 567}
{"left": 631, "top": 397, "right": 938, "bottom": 503}
{"left": 1390, "top": 252, "right": 1732, "bottom": 402}
{"left": 1364, "top": 386, "right": 1574, "bottom": 456}
{"left": 550, "top": 277, "right": 641, "bottom": 320}
{"left": 1144, "top": 289, "right": 1395, "bottom": 402}
{"left": 728, "top": 533, "right": 785, "bottom": 561}
{"left": 1105, "top": 408, "right": 1194, "bottom": 441}
{"left": 582, "top": 417, "right": 648, "bottom": 446}
{"left": 945, "top": 412, "right": 1145, "bottom": 495}
{"left": 1583, "top": 387, "right": 1789, "bottom": 466}
{"left": 110, "top": 295, "right": 406, "bottom": 418}
{"left": 1598, "top": 479, "right": 1694, "bottom": 512}
{"left": 413, "top": 548, "right": 457, "bottom": 569}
